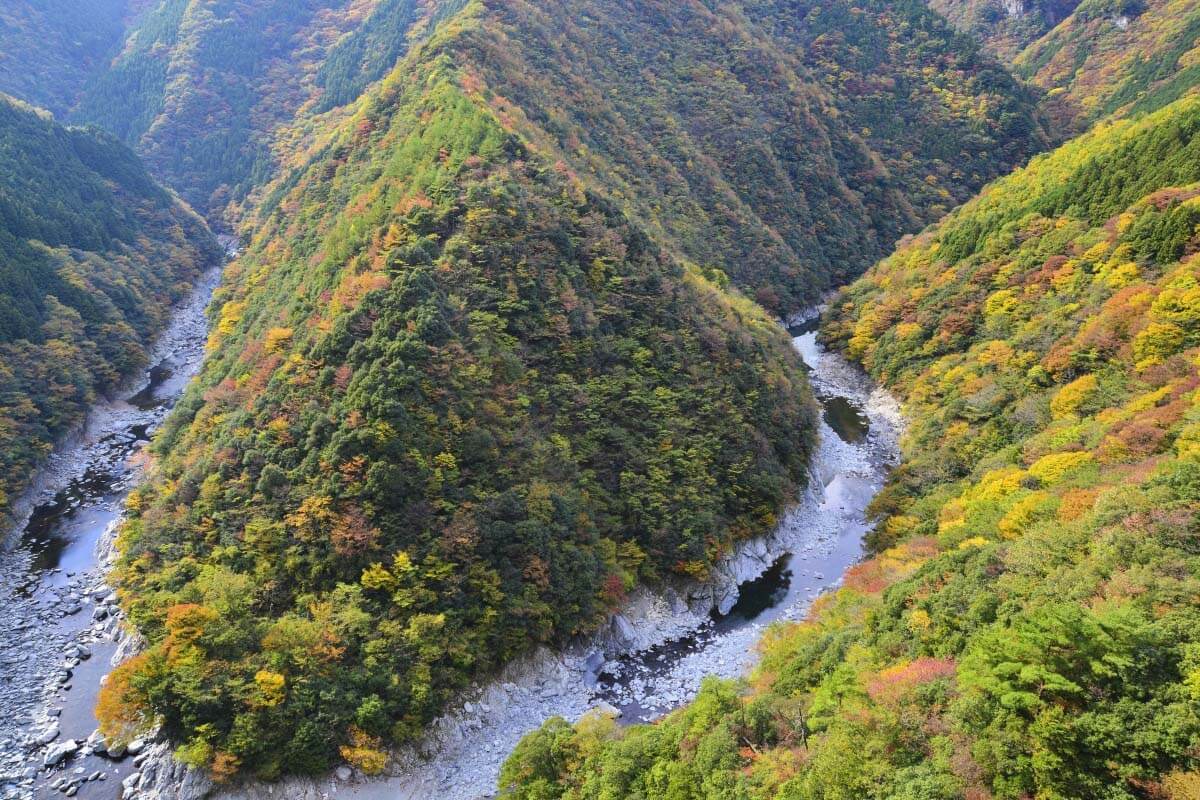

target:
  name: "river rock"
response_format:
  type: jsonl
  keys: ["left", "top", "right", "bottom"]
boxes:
{"left": 34, "top": 727, "right": 59, "bottom": 746}
{"left": 594, "top": 701, "right": 622, "bottom": 718}
{"left": 335, "top": 766, "right": 352, "bottom": 781}
{"left": 43, "top": 741, "right": 77, "bottom": 768}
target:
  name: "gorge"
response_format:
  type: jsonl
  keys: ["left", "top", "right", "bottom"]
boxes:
{"left": 0, "top": 0, "right": 1198, "bottom": 798}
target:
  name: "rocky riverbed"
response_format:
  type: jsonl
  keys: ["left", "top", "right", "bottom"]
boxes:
{"left": 0, "top": 262, "right": 224, "bottom": 800}
{"left": 116, "top": 315, "right": 902, "bottom": 800}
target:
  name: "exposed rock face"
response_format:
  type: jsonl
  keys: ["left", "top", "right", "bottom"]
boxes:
{"left": 122, "top": 742, "right": 213, "bottom": 800}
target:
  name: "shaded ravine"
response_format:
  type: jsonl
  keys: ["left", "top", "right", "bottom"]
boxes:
{"left": 141, "top": 313, "right": 902, "bottom": 800}
{"left": 0, "top": 255, "right": 228, "bottom": 800}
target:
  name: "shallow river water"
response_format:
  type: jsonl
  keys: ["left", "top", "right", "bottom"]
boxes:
{"left": 0, "top": 265, "right": 223, "bottom": 800}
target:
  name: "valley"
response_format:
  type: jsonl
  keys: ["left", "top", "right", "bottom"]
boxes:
{"left": 0, "top": 0, "right": 1198, "bottom": 798}
{"left": 5, "top": 307, "right": 900, "bottom": 800}
{"left": 0, "top": 262, "right": 223, "bottom": 800}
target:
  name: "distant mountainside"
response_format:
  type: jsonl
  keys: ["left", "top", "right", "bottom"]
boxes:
{"left": 502, "top": 89, "right": 1200, "bottom": 800}
{"left": 0, "top": 93, "right": 220, "bottom": 524}
{"left": 1017, "top": 0, "right": 1200, "bottom": 130}
{"left": 71, "top": 0, "right": 384, "bottom": 222}
{"left": 71, "top": 0, "right": 1046, "bottom": 310}
{"left": 0, "top": 0, "right": 137, "bottom": 116}
{"left": 926, "top": 0, "right": 1082, "bottom": 60}
{"left": 930, "top": 0, "right": 1200, "bottom": 135}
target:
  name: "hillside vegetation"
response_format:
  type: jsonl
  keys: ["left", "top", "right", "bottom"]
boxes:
{"left": 0, "top": 94, "right": 220, "bottom": 524}
{"left": 931, "top": 0, "right": 1200, "bottom": 135}
{"left": 96, "top": 7, "right": 817, "bottom": 780}
{"left": 0, "top": 0, "right": 135, "bottom": 115}
{"left": 73, "top": 0, "right": 1046, "bottom": 310}
{"left": 71, "top": 0, "right": 431, "bottom": 221}
{"left": 925, "top": 0, "right": 1081, "bottom": 60}
{"left": 502, "top": 94, "right": 1200, "bottom": 800}
{"left": 1017, "top": 0, "right": 1200, "bottom": 130}
{"left": 446, "top": 0, "right": 1045, "bottom": 311}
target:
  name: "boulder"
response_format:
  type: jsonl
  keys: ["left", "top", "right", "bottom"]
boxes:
{"left": 43, "top": 740, "right": 78, "bottom": 768}
{"left": 34, "top": 727, "right": 59, "bottom": 748}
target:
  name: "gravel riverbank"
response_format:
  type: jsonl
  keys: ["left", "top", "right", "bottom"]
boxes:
{"left": 0, "top": 262, "right": 223, "bottom": 800}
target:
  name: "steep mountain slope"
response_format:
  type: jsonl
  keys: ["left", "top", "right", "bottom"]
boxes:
{"left": 0, "top": 0, "right": 137, "bottom": 115}
{"left": 1016, "top": 0, "right": 1200, "bottom": 130}
{"left": 97, "top": 9, "right": 817, "bottom": 779}
{"left": 503, "top": 94, "right": 1200, "bottom": 800}
{"left": 74, "top": 0, "right": 1046, "bottom": 310}
{"left": 0, "top": 93, "right": 220, "bottom": 525}
{"left": 72, "top": 0, "right": 398, "bottom": 221}
{"left": 933, "top": 0, "right": 1200, "bottom": 135}
{"left": 926, "top": 0, "right": 1082, "bottom": 61}
{"left": 443, "top": 0, "right": 1045, "bottom": 311}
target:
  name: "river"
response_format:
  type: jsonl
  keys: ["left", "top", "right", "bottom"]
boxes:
{"left": 0, "top": 263, "right": 224, "bottom": 800}
{"left": 3, "top": 304, "right": 900, "bottom": 800}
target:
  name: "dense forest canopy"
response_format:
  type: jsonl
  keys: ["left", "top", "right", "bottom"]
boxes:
{"left": 0, "top": 93, "right": 220, "bottom": 524}
{"left": 66, "top": 0, "right": 1046, "bottom": 310}
{"left": 502, "top": 93, "right": 1200, "bottom": 800}
{"left": 96, "top": 7, "right": 818, "bottom": 779}
{"left": 0, "top": 0, "right": 135, "bottom": 116}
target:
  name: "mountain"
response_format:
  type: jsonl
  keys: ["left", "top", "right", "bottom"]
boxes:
{"left": 94, "top": 4, "right": 819, "bottom": 779}
{"left": 0, "top": 93, "right": 220, "bottom": 525}
{"left": 931, "top": 0, "right": 1200, "bottom": 135}
{"left": 501, "top": 93, "right": 1200, "bottom": 800}
{"left": 1016, "top": 0, "right": 1200, "bottom": 130}
{"left": 0, "top": 0, "right": 137, "bottom": 116}
{"left": 926, "top": 0, "right": 1082, "bottom": 60}
{"left": 72, "top": 0, "right": 1047, "bottom": 311}
{"left": 71, "top": 0, "right": 378, "bottom": 223}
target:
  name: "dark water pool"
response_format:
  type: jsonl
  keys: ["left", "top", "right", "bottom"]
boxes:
{"left": 821, "top": 396, "right": 870, "bottom": 444}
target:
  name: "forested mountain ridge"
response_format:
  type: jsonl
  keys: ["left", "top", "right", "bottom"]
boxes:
{"left": 929, "top": 0, "right": 1200, "bottom": 136}
{"left": 68, "top": 0, "right": 1047, "bottom": 311}
{"left": 0, "top": 93, "right": 221, "bottom": 526}
{"left": 501, "top": 93, "right": 1200, "bottom": 800}
{"left": 95, "top": 4, "right": 819, "bottom": 779}
{"left": 0, "top": 0, "right": 139, "bottom": 116}
{"left": 440, "top": 0, "right": 1046, "bottom": 311}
